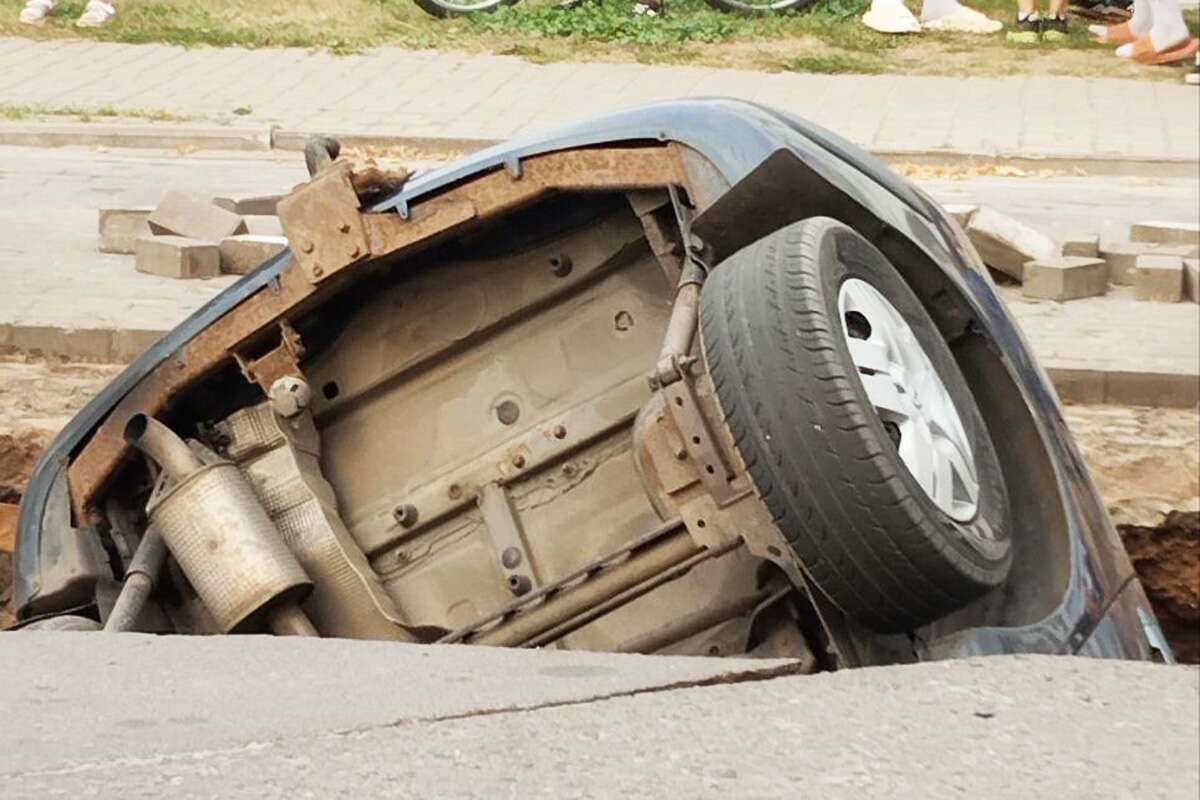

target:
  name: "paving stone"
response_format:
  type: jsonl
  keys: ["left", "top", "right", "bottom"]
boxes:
{"left": 1185, "top": 258, "right": 1199, "bottom": 304}
{"left": 111, "top": 328, "right": 166, "bottom": 362}
{"left": 966, "top": 206, "right": 1056, "bottom": 282}
{"left": 97, "top": 208, "right": 152, "bottom": 255}
{"left": 1148, "top": 243, "right": 1200, "bottom": 259}
{"left": 941, "top": 203, "right": 978, "bottom": 227}
{"left": 1098, "top": 241, "right": 1156, "bottom": 285}
{"left": 1129, "top": 220, "right": 1200, "bottom": 248}
{"left": 134, "top": 235, "right": 220, "bottom": 280}
{"left": 147, "top": 191, "right": 248, "bottom": 241}
{"left": 9, "top": 325, "right": 113, "bottom": 361}
{"left": 212, "top": 195, "right": 281, "bottom": 215}
{"left": 1021, "top": 256, "right": 1109, "bottom": 301}
{"left": 1134, "top": 253, "right": 1184, "bottom": 302}
{"left": 219, "top": 234, "right": 288, "bottom": 275}
{"left": 244, "top": 214, "right": 284, "bottom": 236}
{"left": 1060, "top": 232, "right": 1099, "bottom": 258}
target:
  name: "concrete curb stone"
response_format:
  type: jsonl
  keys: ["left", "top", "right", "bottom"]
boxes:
{"left": 4, "top": 322, "right": 1193, "bottom": 408}
{"left": 0, "top": 122, "right": 271, "bottom": 151}
{"left": 0, "top": 121, "right": 1196, "bottom": 178}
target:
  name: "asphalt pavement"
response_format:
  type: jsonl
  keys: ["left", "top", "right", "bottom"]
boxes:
{"left": 0, "top": 633, "right": 1195, "bottom": 798}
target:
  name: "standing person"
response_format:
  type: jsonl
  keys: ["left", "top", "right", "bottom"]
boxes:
{"left": 1007, "top": 0, "right": 1071, "bottom": 42}
{"left": 1091, "top": 0, "right": 1198, "bottom": 64}
{"left": 19, "top": 0, "right": 116, "bottom": 27}
{"left": 863, "top": 0, "right": 1003, "bottom": 34}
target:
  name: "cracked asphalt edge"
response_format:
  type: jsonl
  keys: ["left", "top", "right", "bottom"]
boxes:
{"left": 1, "top": 659, "right": 805, "bottom": 779}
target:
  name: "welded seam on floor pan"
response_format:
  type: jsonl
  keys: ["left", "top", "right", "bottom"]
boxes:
{"left": 3, "top": 660, "right": 804, "bottom": 779}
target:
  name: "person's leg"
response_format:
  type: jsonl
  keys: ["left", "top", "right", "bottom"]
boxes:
{"left": 920, "top": 0, "right": 1004, "bottom": 31}
{"left": 862, "top": 0, "right": 922, "bottom": 33}
{"left": 1116, "top": 0, "right": 1196, "bottom": 59}
{"left": 18, "top": 0, "right": 57, "bottom": 24}
{"left": 75, "top": 0, "right": 116, "bottom": 27}
{"left": 1090, "top": 0, "right": 1145, "bottom": 40}
{"left": 1128, "top": 0, "right": 1152, "bottom": 35}
{"left": 1043, "top": 0, "right": 1069, "bottom": 39}
{"left": 1007, "top": 0, "right": 1041, "bottom": 41}
{"left": 920, "top": 0, "right": 959, "bottom": 20}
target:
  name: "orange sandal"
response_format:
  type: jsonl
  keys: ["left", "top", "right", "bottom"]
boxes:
{"left": 1089, "top": 20, "right": 1136, "bottom": 42}
{"left": 1121, "top": 35, "right": 1200, "bottom": 65}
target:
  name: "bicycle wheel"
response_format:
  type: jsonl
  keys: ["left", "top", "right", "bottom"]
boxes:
{"left": 701, "top": 0, "right": 813, "bottom": 14}
{"left": 413, "top": 0, "right": 517, "bottom": 18}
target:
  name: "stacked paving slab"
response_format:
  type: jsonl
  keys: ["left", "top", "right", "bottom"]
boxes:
{"left": 99, "top": 192, "right": 288, "bottom": 278}
{"left": 951, "top": 205, "right": 1199, "bottom": 304}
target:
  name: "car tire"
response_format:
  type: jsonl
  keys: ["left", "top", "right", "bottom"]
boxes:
{"left": 699, "top": 217, "right": 1012, "bottom": 633}
{"left": 21, "top": 614, "right": 101, "bottom": 631}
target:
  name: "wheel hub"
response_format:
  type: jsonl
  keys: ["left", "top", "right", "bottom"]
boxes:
{"left": 837, "top": 278, "right": 980, "bottom": 522}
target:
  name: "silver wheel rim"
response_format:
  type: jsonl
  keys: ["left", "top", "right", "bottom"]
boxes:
{"left": 837, "top": 278, "right": 980, "bottom": 522}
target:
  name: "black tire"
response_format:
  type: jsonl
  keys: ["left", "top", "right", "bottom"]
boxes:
{"left": 21, "top": 615, "right": 101, "bottom": 632}
{"left": 412, "top": 0, "right": 515, "bottom": 18}
{"left": 700, "top": 0, "right": 813, "bottom": 13}
{"left": 700, "top": 217, "right": 1011, "bottom": 633}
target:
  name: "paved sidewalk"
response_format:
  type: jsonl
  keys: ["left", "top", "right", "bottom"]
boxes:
{"left": 0, "top": 146, "right": 1195, "bottom": 403}
{"left": 1, "top": 37, "right": 1197, "bottom": 161}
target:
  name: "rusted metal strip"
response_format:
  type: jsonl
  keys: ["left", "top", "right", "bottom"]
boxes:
{"left": 67, "top": 145, "right": 688, "bottom": 520}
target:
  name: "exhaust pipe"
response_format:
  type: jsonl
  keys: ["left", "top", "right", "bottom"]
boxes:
{"left": 123, "top": 414, "right": 318, "bottom": 637}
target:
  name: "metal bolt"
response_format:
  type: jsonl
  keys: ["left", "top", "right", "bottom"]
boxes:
{"left": 268, "top": 376, "right": 312, "bottom": 418}
{"left": 550, "top": 255, "right": 573, "bottom": 277}
{"left": 496, "top": 400, "right": 520, "bottom": 425}
{"left": 501, "top": 547, "right": 523, "bottom": 569}
{"left": 511, "top": 453, "right": 526, "bottom": 469}
{"left": 312, "top": 264, "right": 324, "bottom": 277}
{"left": 552, "top": 424, "right": 567, "bottom": 440}
{"left": 507, "top": 574, "right": 532, "bottom": 596}
{"left": 447, "top": 483, "right": 463, "bottom": 500}
{"left": 614, "top": 311, "right": 633, "bottom": 331}
{"left": 339, "top": 222, "right": 351, "bottom": 233}
{"left": 392, "top": 504, "right": 418, "bottom": 528}
{"left": 301, "top": 240, "right": 314, "bottom": 254}
{"left": 561, "top": 463, "right": 578, "bottom": 479}
{"left": 348, "top": 245, "right": 360, "bottom": 259}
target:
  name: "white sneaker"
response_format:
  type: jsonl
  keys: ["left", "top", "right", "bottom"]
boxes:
{"left": 862, "top": 5, "right": 922, "bottom": 33}
{"left": 922, "top": 5, "right": 1003, "bottom": 33}
{"left": 18, "top": 0, "right": 57, "bottom": 25}
{"left": 75, "top": 0, "right": 115, "bottom": 27}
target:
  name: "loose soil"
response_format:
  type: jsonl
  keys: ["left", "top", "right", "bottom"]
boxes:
{"left": 1119, "top": 511, "right": 1199, "bottom": 664}
{"left": 0, "top": 357, "right": 1195, "bottom": 661}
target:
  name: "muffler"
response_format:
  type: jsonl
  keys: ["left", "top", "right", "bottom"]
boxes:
{"left": 124, "top": 414, "right": 317, "bottom": 636}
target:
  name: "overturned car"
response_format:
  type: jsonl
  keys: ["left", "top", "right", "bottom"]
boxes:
{"left": 12, "top": 99, "right": 1171, "bottom": 666}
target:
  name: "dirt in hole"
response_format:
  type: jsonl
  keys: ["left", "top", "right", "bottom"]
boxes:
{"left": 1118, "top": 511, "right": 1199, "bottom": 664}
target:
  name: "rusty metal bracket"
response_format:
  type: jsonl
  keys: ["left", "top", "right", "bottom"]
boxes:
{"left": 662, "top": 376, "right": 740, "bottom": 505}
{"left": 477, "top": 482, "right": 541, "bottom": 596}
{"left": 277, "top": 161, "right": 371, "bottom": 283}
{"left": 234, "top": 321, "right": 305, "bottom": 395}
